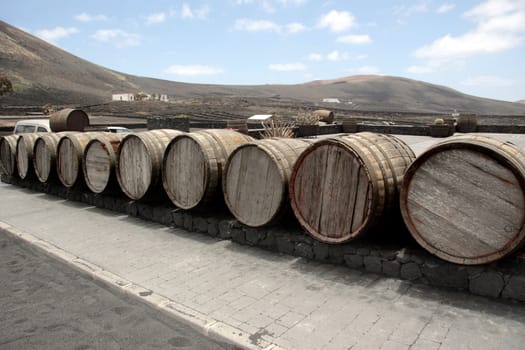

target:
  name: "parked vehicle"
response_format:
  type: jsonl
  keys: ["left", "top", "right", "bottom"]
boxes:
{"left": 13, "top": 119, "right": 51, "bottom": 134}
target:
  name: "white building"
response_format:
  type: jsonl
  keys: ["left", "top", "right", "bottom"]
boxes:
{"left": 112, "top": 93, "right": 135, "bottom": 101}
{"left": 247, "top": 114, "right": 274, "bottom": 125}
{"left": 322, "top": 98, "right": 341, "bottom": 103}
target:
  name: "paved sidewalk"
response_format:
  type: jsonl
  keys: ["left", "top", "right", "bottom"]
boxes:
{"left": 1, "top": 183, "right": 525, "bottom": 350}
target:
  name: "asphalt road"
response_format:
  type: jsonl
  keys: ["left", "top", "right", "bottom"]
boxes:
{"left": 0, "top": 231, "right": 235, "bottom": 350}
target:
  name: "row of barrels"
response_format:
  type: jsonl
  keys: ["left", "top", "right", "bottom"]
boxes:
{"left": 1, "top": 130, "right": 524, "bottom": 266}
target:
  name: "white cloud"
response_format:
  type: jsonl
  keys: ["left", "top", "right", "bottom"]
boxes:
{"left": 182, "top": 3, "right": 210, "bottom": 20}
{"left": 75, "top": 13, "right": 107, "bottom": 22}
{"left": 410, "top": 0, "right": 525, "bottom": 73}
{"left": 308, "top": 51, "right": 366, "bottom": 62}
{"left": 35, "top": 27, "right": 78, "bottom": 43}
{"left": 164, "top": 64, "right": 224, "bottom": 76}
{"left": 92, "top": 29, "right": 140, "bottom": 48}
{"left": 235, "top": 18, "right": 281, "bottom": 32}
{"left": 234, "top": 18, "right": 306, "bottom": 34}
{"left": 326, "top": 50, "right": 351, "bottom": 61}
{"left": 269, "top": 63, "right": 307, "bottom": 71}
{"left": 394, "top": 1, "right": 430, "bottom": 20}
{"left": 354, "top": 65, "right": 381, "bottom": 74}
{"left": 233, "top": 0, "right": 305, "bottom": 13}
{"left": 308, "top": 53, "right": 323, "bottom": 61}
{"left": 146, "top": 12, "right": 167, "bottom": 24}
{"left": 318, "top": 10, "right": 357, "bottom": 32}
{"left": 286, "top": 22, "right": 307, "bottom": 33}
{"left": 461, "top": 75, "right": 513, "bottom": 87}
{"left": 437, "top": 3, "right": 456, "bottom": 14}
{"left": 337, "top": 34, "right": 371, "bottom": 44}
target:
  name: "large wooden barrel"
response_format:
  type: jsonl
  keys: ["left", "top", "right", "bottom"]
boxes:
{"left": 0, "top": 135, "right": 20, "bottom": 177}
{"left": 313, "top": 109, "right": 334, "bottom": 124}
{"left": 50, "top": 108, "right": 90, "bottom": 132}
{"left": 400, "top": 135, "right": 525, "bottom": 265}
{"left": 289, "top": 132, "right": 415, "bottom": 244}
{"left": 56, "top": 132, "right": 101, "bottom": 188}
{"left": 456, "top": 114, "right": 477, "bottom": 133}
{"left": 83, "top": 133, "right": 126, "bottom": 194}
{"left": 163, "top": 129, "right": 254, "bottom": 209}
{"left": 223, "top": 138, "right": 312, "bottom": 227}
{"left": 117, "top": 129, "right": 184, "bottom": 200}
{"left": 33, "top": 132, "right": 74, "bottom": 183}
{"left": 16, "top": 133, "right": 44, "bottom": 180}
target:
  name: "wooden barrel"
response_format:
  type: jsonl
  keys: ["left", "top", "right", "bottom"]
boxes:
{"left": 50, "top": 108, "right": 90, "bottom": 132}
{"left": 223, "top": 138, "right": 312, "bottom": 227}
{"left": 313, "top": 109, "right": 334, "bottom": 124}
{"left": 56, "top": 132, "right": 102, "bottom": 188}
{"left": 117, "top": 129, "right": 184, "bottom": 200}
{"left": 163, "top": 129, "right": 254, "bottom": 209}
{"left": 289, "top": 132, "right": 415, "bottom": 244}
{"left": 456, "top": 114, "right": 477, "bottom": 133}
{"left": 0, "top": 135, "right": 20, "bottom": 177}
{"left": 400, "top": 135, "right": 525, "bottom": 265}
{"left": 83, "top": 133, "right": 126, "bottom": 194}
{"left": 16, "top": 133, "right": 44, "bottom": 180}
{"left": 33, "top": 132, "right": 74, "bottom": 183}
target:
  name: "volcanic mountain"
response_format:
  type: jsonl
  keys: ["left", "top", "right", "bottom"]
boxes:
{"left": 1, "top": 20, "right": 525, "bottom": 115}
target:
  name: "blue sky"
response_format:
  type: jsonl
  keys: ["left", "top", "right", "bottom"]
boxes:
{"left": 2, "top": 0, "right": 525, "bottom": 102}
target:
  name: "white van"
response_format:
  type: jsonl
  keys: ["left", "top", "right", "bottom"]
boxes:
{"left": 13, "top": 119, "right": 51, "bottom": 134}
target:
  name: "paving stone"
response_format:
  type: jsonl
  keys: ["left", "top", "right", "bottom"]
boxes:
{"left": 382, "top": 260, "right": 401, "bottom": 278}
{"left": 218, "top": 220, "right": 235, "bottom": 239}
{"left": 469, "top": 270, "right": 504, "bottom": 298}
{"left": 364, "top": 256, "right": 383, "bottom": 274}
{"left": 502, "top": 274, "right": 525, "bottom": 302}
{"left": 400, "top": 262, "right": 422, "bottom": 281}
{"left": 422, "top": 263, "right": 469, "bottom": 290}
{"left": 295, "top": 242, "right": 313, "bottom": 259}
{"left": 193, "top": 216, "right": 208, "bottom": 233}
{"left": 344, "top": 254, "right": 363, "bottom": 268}
{"left": 276, "top": 236, "right": 295, "bottom": 255}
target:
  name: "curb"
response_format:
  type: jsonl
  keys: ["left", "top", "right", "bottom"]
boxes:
{"left": 0, "top": 220, "right": 278, "bottom": 350}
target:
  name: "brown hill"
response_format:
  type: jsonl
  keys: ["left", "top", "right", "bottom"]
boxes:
{"left": 1, "top": 20, "right": 525, "bottom": 115}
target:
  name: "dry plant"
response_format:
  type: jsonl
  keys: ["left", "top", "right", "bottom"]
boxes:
{"left": 261, "top": 119, "right": 295, "bottom": 138}
{"left": 295, "top": 111, "right": 320, "bottom": 125}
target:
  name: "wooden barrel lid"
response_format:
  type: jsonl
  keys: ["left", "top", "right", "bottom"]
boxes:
{"left": 57, "top": 137, "right": 80, "bottom": 187}
{"left": 84, "top": 140, "right": 112, "bottom": 193}
{"left": 290, "top": 132, "right": 415, "bottom": 244}
{"left": 0, "top": 135, "right": 20, "bottom": 177}
{"left": 400, "top": 135, "right": 525, "bottom": 265}
{"left": 83, "top": 133, "right": 124, "bottom": 194}
{"left": 117, "top": 135, "right": 152, "bottom": 199}
{"left": 33, "top": 133, "right": 64, "bottom": 183}
{"left": 163, "top": 136, "right": 207, "bottom": 209}
{"left": 16, "top": 133, "right": 41, "bottom": 179}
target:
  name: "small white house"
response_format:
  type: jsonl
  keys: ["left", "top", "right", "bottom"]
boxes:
{"left": 112, "top": 93, "right": 135, "bottom": 101}
{"left": 322, "top": 98, "right": 341, "bottom": 103}
{"left": 247, "top": 114, "right": 274, "bottom": 125}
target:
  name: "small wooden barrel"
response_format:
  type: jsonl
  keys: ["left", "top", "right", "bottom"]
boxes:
{"left": 0, "top": 135, "right": 20, "bottom": 177}
{"left": 16, "top": 133, "right": 44, "bottom": 179}
{"left": 83, "top": 133, "right": 126, "bottom": 194}
{"left": 33, "top": 132, "right": 74, "bottom": 183}
{"left": 56, "top": 132, "right": 101, "bottom": 188}
{"left": 289, "top": 132, "right": 415, "bottom": 244}
{"left": 400, "top": 135, "right": 525, "bottom": 265}
{"left": 224, "top": 138, "right": 312, "bottom": 227}
{"left": 313, "top": 109, "right": 334, "bottom": 124}
{"left": 117, "top": 129, "right": 184, "bottom": 200}
{"left": 456, "top": 114, "right": 477, "bottom": 133}
{"left": 50, "top": 108, "right": 90, "bottom": 132}
{"left": 163, "top": 129, "right": 254, "bottom": 209}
